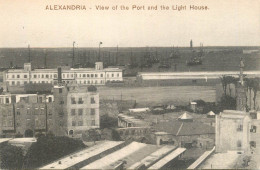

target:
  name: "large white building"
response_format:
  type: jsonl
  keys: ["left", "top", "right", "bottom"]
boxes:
{"left": 3, "top": 62, "right": 123, "bottom": 90}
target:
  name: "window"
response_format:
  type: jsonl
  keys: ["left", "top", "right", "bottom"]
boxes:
{"left": 91, "top": 108, "right": 95, "bottom": 115}
{"left": 17, "top": 111, "right": 20, "bottom": 115}
{"left": 237, "top": 125, "right": 243, "bottom": 131}
{"left": 42, "top": 75, "right": 44, "bottom": 78}
{"left": 78, "top": 109, "right": 83, "bottom": 116}
{"left": 12, "top": 75, "right": 15, "bottom": 78}
{"left": 12, "top": 81, "right": 15, "bottom": 85}
{"left": 91, "top": 74, "right": 94, "bottom": 78}
{"left": 87, "top": 74, "right": 89, "bottom": 77}
{"left": 17, "top": 75, "right": 20, "bottom": 78}
{"left": 95, "top": 74, "right": 97, "bottom": 77}
{"left": 72, "top": 121, "right": 76, "bottom": 126}
{"left": 101, "top": 74, "right": 103, "bottom": 77}
{"left": 250, "top": 141, "right": 256, "bottom": 148}
{"left": 60, "top": 101, "right": 64, "bottom": 104}
{"left": 59, "top": 88, "right": 62, "bottom": 93}
{"left": 71, "top": 97, "right": 76, "bottom": 104}
{"left": 24, "top": 75, "right": 27, "bottom": 78}
{"left": 112, "top": 74, "right": 114, "bottom": 77}
{"left": 78, "top": 121, "right": 83, "bottom": 126}
{"left": 6, "top": 98, "right": 9, "bottom": 104}
{"left": 54, "top": 74, "right": 57, "bottom": 78}
{"left": 250, "top": 125, "right": 257, "bottom": 133}
{"left": 91, "top": 97, "right": 95, "bottom": 104}
{"left": 78, "top": 97, "right": 83, "bottom": 104}
{"left": 34, "top": 75, "right": 37, "bottom": 78}
{"left": 83, "top": 74, "right": 86, "bottom": 77}
{"left": 250, "top": 112, "right": 257, "bottom": 119}
{"left": 91, "top": 120, "right": 95, "bottom": 126}
{"left": 237, "top": 140, "right": 242, "bottom": 147}
{"left": 117, "top": 73, "right": 120, "bottom": 77}
{"left": 71, "top": 109, "right": 76, "bottom": 115}
{"left": 67, "top": 74, "right": 69, "bottom": 78}
{"left": 46, "top": 74, "right": 49, "bottom": 78}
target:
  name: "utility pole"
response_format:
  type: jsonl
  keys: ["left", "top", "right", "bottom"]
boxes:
{"left": 98, "top": 42, "right": 102, "bottom": 62}
{"left": 72, "top": 41, "right": 75, "bottom": 68}
{"left": 44, "top": 49, "right": 47, "bottom": 68}
{"left": 116, "top": 45, "right": 118, "bottom": 65}
{"left": 28, "top": 44, "right": 31, "bottom": 63}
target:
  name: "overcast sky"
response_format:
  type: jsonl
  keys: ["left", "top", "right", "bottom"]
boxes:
{"left": 0, "top": 0, "right": 259, "bottom": 47}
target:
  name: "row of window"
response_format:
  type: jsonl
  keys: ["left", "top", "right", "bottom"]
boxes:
{"left": 7, "top": 79, "right": 106, "bottom": 85}
{"left": 71, "top": 97, "right": 96, "bottom": 104}
{"left": 71, "top": 108, "right": 96, "bottom": 116}
{"left": 0, "top": 97, "right": 10, "bottom": 104}
{"left": 16, "top": 109, "right": 48, "bottom": 115}
{"left": 7, "top": 72, "right": 121, "bottom": 79}
{"left": 72, "top": 120, "right": 96, "bottom": 126}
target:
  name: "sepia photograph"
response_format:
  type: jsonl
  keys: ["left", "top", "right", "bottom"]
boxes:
{"left": 0, "top": 0, "right": 259, "bottom": 169}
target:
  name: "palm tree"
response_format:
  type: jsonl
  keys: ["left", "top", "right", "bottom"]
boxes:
{"left": 252, "top": 78, "right": 260, "bottom": 110}
{"left": 220, "top": 75, "right": 227, "bottom": 96}
{"left": 244, "top": 78, "right": 254, "bottom": 110}
{"left": 225, "top": 76, "right": 237, "bottom": 96}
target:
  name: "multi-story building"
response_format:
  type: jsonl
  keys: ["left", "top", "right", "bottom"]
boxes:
{"left": 3, "top": 62, "right": 123, "bottom": 91}
{"left": 0, "top": 85, "right": 100, "bottom": 137}
{"left": 215, "top": 110, "right": 260, "bottom": 167}
{"left": 215, "top": 110, "right": 251, "bottom": 153}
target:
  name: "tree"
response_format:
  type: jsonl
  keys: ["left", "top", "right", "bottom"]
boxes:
{"left": 24, "top": 129, "right": 33, "bottom": 137}
{"left": 252, "top": 78, "right": 260, "bottom": 110}
{"left": 24, "top": 135, "right": 86, "bottom": 168}
{"left": 225, "top": 76, "right": 237, "bottom": 96}
{"left": 220, "top": 75, "right": 228, "bottom": 96}
{"left": 100, "top": 114, "right": 118, "bottom": 129}
{"left": 218, "top": 95, "right": 236, "bottom": 111}
{"left": 0, "top": 143, "right": 24, "bottom": 169}
{"left": 88, "top": 85, "right": 97, "bottom": 92}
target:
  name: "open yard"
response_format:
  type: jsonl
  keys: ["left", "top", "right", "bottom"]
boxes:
{"left": 98, "top": 86, "right": 216, "bottom": 106}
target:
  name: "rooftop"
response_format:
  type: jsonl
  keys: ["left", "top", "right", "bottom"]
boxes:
{"left": 40, "top": 141, "right": 124, "bottom": 169}
{"left": 153, "top": 120, "right": 215, "bottom": 136}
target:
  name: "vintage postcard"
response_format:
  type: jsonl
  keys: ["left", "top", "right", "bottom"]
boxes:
{"left": 0, "top": 0, "right": 259, "bottom": 169}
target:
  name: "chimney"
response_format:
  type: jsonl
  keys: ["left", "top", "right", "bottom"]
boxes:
{"left": 58, "top": 67, "right": 62, "bottom": 84}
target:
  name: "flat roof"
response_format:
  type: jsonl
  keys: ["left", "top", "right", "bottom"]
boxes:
{"left": 148, "top": 148, "right": 186, "bottom": 169}
{"left": 0, "top": 138, "right": 12, "bottom": 144}
{"left": 128, "top": 145, "right": 176, "bottom": 169}
{"left": 9, "top": 138, "right": 37, "bottom": 143}
{"left": 40, "top": 141, "right": 124, "bottom": 169}
{"left": 80, "top": 142, "right": 147, "bottom": 169}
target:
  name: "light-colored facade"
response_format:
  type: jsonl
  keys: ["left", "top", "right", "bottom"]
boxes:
{"left": 215, "top": 110, "right": 251, "bottom": 153}
{"left": 66, "top": 88, "right": 100, "bottom": 136}
{"left": 0, "top": 85, "right": 100, "bottom": 137}
{"left": 3, "top": 62, "right": 123, "bottom": 90}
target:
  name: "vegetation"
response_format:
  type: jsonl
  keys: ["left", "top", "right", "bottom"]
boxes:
{"left": 24, "top": 135, "right": 86, "bottom": 169}
{"left": 218, "top": 95, "right": 237, "bottom": 111}
{"left": 100, "top": 114, "right": 118, "bottom": 129}
{"left": 87, "top": 85, "right": 97, "bottom": 92}
{"left": 244, "top": 77, "right": 260, "bottom": 110}
{"left": 0, "top": 143, "right": 24, "bottom": 169}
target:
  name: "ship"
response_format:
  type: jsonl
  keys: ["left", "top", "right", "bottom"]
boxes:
{"left": 186, "top": 40, "right": 203, "bottom": 66}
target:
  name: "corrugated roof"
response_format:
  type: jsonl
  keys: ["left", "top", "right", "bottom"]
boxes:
{"left": 153, "top": 120, "right": 215, "bottom": 136}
